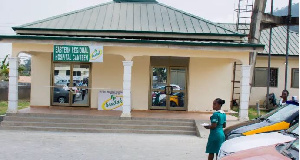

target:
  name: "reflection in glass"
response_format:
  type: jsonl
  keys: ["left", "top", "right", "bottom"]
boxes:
{"left": 72, "top": 64, "right": 89, "bottom": 105}
{"left": 54, "top": 64, "right": 71, "bottom": 87}
{"left": 152, "top": 91, "right": 166, "bottom": 106}
{"left": 152, "top": 67, "right": 167, "bottom": 89}
{"left": 170, "top": 68, "right": 186, "bottom": 90}
{"left": 73, "top": 64, "right": 90, "bottom": 87}
{"left": 53, "top": 87, "right": 70, "bottom": 104}
{"left": 170, "top": 92, "right": 184, "bottom": 107}
{"left": 72, "top": 89, "right": 89, "bottom": 105}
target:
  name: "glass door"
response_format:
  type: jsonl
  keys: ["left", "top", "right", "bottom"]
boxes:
{"left": 52, "top": 63, "right": 71, "bottom": 105}
{"left": 150, "top": 67, "right": 187, "bottom": 110}
{"left": 169, "top": 67, "right": 187, "bottom": 111}
{"left": 52, "top": 63, "right": 90, "bottom": 107}
{"left": 71, "top": 64, "right": 90, "bottom": 106}
{"left": 151, "top": 67, "right": 168, "bottom": 109}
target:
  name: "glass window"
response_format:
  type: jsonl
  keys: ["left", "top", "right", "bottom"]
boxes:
{"left": 73, "top": 71, "right": 81, "bottom": 76}
{"left": 170, "top": 92, "right": 185, "bottom": 107}
{"left": 70, "top": 64, "right": 90, "bottom": 105}
{"left": 52, "top": 63, "right": 90, "bottom": 106}
{"left": 54, "top": 70, "right": 59, "bottom": 76}
{"left": 151, "top": 91, "right": 166, "bottom": 107}
{"left": 152, "top": 67, "right": 167, "bottom": 89}
{"left": 291, "top": 68, "right": 299, "bottom": 88}
{"left": 53, "top": 64, "right": 71, "bottom": 104}
{"left": 254, "top": 68, "right": 278, "bottom": 87}
{"left": 170, "top": 68, "right": 186, "bottom": 90}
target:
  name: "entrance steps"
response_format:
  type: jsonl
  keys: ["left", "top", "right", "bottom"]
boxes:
{"left": 0, "top": 113, "right": 196, "bottom": 136}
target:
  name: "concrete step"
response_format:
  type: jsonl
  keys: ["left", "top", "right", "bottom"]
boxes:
{"left": 1, "top": 126, "right": 196, "bottom": 135}
{"left": 1, "top": 121, "right": 196, "bottom": 131}
{"left": 3, "top": 116, "right": 194, "bottom": 127}
{"left": 1, "top": 113, "right": 197, "bottom": 136}
{"left": 6, "top": 113, "right": 194, "bottom": 122}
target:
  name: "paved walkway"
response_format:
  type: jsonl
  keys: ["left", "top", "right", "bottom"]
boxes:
{"left": 0, "top": 130, "right": 209, "bottom": 160}
{"left": 0, "top": 108, "right": 239, "bottom": 159}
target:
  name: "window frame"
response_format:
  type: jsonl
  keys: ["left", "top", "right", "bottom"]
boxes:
{"left": 253, "top": 67, "right": 278, "bottom": 87}
{"left": 54, "top": 70, "right": 59, "bottom": 76}
{"left": 66, "top": 70, "right": 70, "bottom": 76}
{"left": 291, "top": 68, "right": 299, "bottom": 88}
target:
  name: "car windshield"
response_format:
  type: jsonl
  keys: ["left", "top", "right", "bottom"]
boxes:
{"left": 264, "top": 104, "right": 298, "bottom": 122}
{"left": 286, "top": 124, "right": 299, "bottom": 136}
{"left": 259, "top": 105, "right": 284, "bottom": 119}
{"left": 283, "top": 140, "right": 299, "bottom": 160}
{"left": 291, "top": 140, "right": 299, "bottom": 151}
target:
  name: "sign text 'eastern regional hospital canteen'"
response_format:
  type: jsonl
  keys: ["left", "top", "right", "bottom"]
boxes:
{"left": 53, "top": 45, "right": 103, "bottom": 62}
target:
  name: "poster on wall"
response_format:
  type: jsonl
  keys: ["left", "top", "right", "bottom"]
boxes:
{"left": 98, "top": 90, "right": 123, "bottom": 110}
{"left": 53, "top": 45, "right": 103, "bottom": 62}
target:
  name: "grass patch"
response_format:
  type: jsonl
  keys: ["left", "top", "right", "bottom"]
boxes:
{"left": 231, "top": 106, "right": 268, "bottom": 120}
{"left": 0, "top": 100, "right": 30, "bottom": 115}
{"left": 0, "top": 101, "right": 8, "bottom": 115}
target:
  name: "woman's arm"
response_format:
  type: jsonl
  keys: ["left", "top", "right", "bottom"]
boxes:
{"left": 204, "top": 123, "right": 217, "bottom": 129}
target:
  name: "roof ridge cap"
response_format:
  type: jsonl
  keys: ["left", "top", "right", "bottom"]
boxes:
{"left": 157, "top": 3, "right": 244, "bottom": 36}
{"left": 13, "top": 1, "right": 114, "bottom": 29}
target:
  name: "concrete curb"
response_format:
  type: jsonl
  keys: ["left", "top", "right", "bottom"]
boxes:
{"left": 194, "top": 120, "right": 211, "bottom": 138}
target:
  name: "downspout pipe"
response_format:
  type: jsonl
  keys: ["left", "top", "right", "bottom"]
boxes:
{"left": 285, "top": 0, "right": 292, "bottom": 90}
{"left": 266, "top": 0, "right": 274, "bottom": 108}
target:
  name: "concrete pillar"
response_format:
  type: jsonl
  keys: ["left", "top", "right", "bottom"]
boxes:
{"left": 239, "top": 65, "right": 252, "bottom": 121}
{"left": 121, "top": 61, "right": 133, "bottom": 118}
{"left": 7, "top": 57, "right": 19, "bottom": 113}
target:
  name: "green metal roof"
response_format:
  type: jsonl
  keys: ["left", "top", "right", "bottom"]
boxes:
{"left": 113, "top": 0, "right": 157, "bottom": 3}
{"left": 219, "top": 23, "right": 299, "bottom": 56}
{"left": 260, "top": 26, "right": 299, "bottom": 56}
{"left": 13, "top": 1, "right": 244, "bottom": 37}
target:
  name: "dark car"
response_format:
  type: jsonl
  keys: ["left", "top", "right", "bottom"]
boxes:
{"left": 53, "top": 87, "right": 69, "bottom": 103}
{"left": 224, "top": 101, "right": 299, "bottom": 140}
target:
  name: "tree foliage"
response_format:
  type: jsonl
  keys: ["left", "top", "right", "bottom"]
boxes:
{"left": 0, "top": 54, "right": 29, "bottom": 81}
{"left": 0, "top": 55, "right": 9, "bottom": 81}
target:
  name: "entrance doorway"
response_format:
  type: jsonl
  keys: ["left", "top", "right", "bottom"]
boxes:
{"left": 51, "top": 63, "right": 90, "bottom": 107}
{"left": 150, "top": 57, "right": 189, "bottom": 111}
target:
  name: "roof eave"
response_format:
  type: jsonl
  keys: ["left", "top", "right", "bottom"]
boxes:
{"left": 257, "top": 53, "right": 299, "bottom": 57}
{"left": 12, "top": 27, "right": 247, "bottom": 37}
{"left": 0, "top": 35, "right": 264, "bottom": 52}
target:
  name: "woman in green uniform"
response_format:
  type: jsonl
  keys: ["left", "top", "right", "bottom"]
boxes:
{"left": 204, "top": 98, "right": 226, "bottom": 160}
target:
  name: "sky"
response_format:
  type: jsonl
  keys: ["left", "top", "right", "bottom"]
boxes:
{"left": 0, "top": 0, "right": 298, "bottom": 60}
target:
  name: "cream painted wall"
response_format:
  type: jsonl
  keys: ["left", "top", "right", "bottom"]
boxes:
{"left": 105, "top": 46, "right": 249, "bottom": 65}
{"left": 30, "top": 53, "right": 51, "bottom": 106}
{"left": 91, "top": 55, "right": 150, "bottom": 110}
{"left": 250, "top": 56, "right": 299, "bottom": 105}
{"left": 131, "top": 56, "right": 150, "bottom": 110}
{"left": 189, "top": 58, "right": 233, "bottom": 111}
{"left": 90, "top": 54, "right": 124, "bottom": 108}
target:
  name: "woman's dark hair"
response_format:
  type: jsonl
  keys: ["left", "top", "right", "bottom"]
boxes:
{"left": 215, "top": 98, "right": 225, "bottom": 106}
{"left": 282, "top": 90, "right": 289, "bottom": 96}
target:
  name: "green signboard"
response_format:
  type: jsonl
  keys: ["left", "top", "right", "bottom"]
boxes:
{"left": 53, "top": 45, "right": 103, "bottom": 62}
